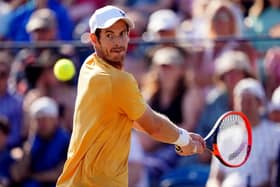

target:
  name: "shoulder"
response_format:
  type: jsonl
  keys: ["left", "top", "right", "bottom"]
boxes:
{"left": 112, "top": 70, "right": 135, "bottom": 83}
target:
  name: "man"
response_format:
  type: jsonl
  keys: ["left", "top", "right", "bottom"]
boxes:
{"left": 57, "top": 5, "right": 205, "bottom": 187}
{"left": 0, "top": 50, "right": 23, "bottom": 148}
{"left": 206, "top": 78, "right": 280, "bottom": 187}
{"left": 0, "top": 116, "right": 14, "bottom": 187}
{"left": 11, "top": 96, "right": 70, "bottom": 187}
{"left": 26, "top": 8, "right": 58, "bottom": 41}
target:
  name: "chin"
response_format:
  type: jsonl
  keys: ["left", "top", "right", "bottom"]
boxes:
{"left": 112, "top": 55, "right": 124, "bottom": 62}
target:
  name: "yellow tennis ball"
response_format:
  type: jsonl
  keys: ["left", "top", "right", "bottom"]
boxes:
{"left": 54, "top": 58, "right": 76, "bottom": 81}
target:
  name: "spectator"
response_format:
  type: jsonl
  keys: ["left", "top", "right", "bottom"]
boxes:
{"left": 143, "top": 9, "right": 185, "bottom": 69}
{"left": 196, "top": 0, "right": 258, "bottom": 94}
{"left": 26, "top": 8, "right": 58, "bottom": 41}
{"left": 22, "top": 49, "right": 76, "bottom": 134}
{"left": 139, "top": 46, "right": 186, "bottom": 186}
{"left": 0, "top": 0, "right": 26, "bottom": 40}
{"left": 22, "top": 50, "right": 59, "bottom": 137}
{"left": 10, "top": 96, "right": 70, "bottom": 187}
{"left": 0, "top": 0, "right": 12, "bottom": 40}
{"left": 179, "top": 50, "right": 255, "bottom": 172}
{"left": 144, "top": 9, "right": 181, "bottom": 42}
{"left": 246, "top": 0, "right": 280, "bottom": 37}
{"left": 181, "top": 48, "right": 208, "bottom": 133}
{"left": 203, "top": 0, "right": 257, "bottom": 65}
{"left": 7, "top": 0, "right": 74, "bottom": 41}
{"left": 0, "top": 50, "right": 23, "bottom": 148}
{"left": 197, "top": 50, "right": 255, "bottom": 138}
{"left": 267, "top": 86, "right": 280, "bottom": 123}
{"left": 0, "top": 116, "right": 14, "bottom": 187}
{"left": 263, "top": 47, "right": 280, "bottom": 99}
{"left": 267, "top": 86, "right": 280, "bottom": 186}
{"left": 177, "top": 0, "right": 209, "bottom": 40}
{"left": 245, "top": 0, "right": 280, "bottom": 51}
{"left": 206, "top": 78, "right": 280, "bottom": 187}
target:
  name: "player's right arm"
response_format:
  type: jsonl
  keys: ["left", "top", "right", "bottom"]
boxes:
{"left": 134, "top": 104, "right": 206, "bottom": 156}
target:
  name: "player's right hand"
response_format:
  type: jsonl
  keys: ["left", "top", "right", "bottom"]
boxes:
{"left": 175, "top": 133, "right": 206, "bottom": 156}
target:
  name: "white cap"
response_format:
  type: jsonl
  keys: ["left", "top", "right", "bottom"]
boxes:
{"left": 30, "top": 97, "right": 58, "bottom": 118}
{"left": 147, "top": 9, "right": 180, "bottom": 33}
{"left": 215, "top": 50, "right": 253, "bottom": 78}
{"left": 234, "top": 78, "right": 265, "bottom": 102}
{"left": 89, "top": 5, "right": 134, "bottom": 33}
{"left": 26, "top": 8, "right": 57, "bottom": 33}
{"left": 152, "top": 47, "right": 184, "bottom": 66}
{"left": 268, "top": 86, "right": 280, "bottom": 112}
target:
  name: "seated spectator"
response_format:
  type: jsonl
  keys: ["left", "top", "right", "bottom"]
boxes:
{"left": 139, "top": 46, "right": 186, "bottom": 186}
{"left": 178, "top": 50, "right": 255, "bottom": 171}
{"left": 263, "top": 47, "right": 280, "bottom": 99}
{"left": 202, "top": 0, "right": 257, "bottom": 69}
{"left": 245, "top": 0, "right": 280, "bottom": 51}
{"left": 267, "top": 86, "right": 280, "bottom": 124}
{"left": 246, "top": 0, "right": 280, "bottom": 37}
{"left": 10, "top": 96, "right": 70, "bottom": 187}
{"left": 0, "top": 50, "right": 23, "bottom": 148}
{"left": 196, "top": 50, "right": 255, "bottom": 138}
{"left": 207, "top": 78, "right": 280, "bottom": 187}
{"left": 7, "top": 0, "right": 74, "bottom": 41}
{"left": 0, "top": 116, "right": 14, "bottom": 187}
{"left": 267, "top": 85, "right": 280, "bottom": 187}
{"left": 26, "top": 8, "right": 58, "bottom": 41}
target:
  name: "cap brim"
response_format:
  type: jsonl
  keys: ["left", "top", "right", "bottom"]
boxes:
{"left": 99, "top": 17, "right": 134, "bottom": 30}
{"left": 26, "top": 19, "right": 49, "bottom": 32}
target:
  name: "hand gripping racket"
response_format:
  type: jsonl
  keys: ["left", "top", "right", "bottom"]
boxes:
{"left": 176, "top": 111, "right": 252, "bottom": 168}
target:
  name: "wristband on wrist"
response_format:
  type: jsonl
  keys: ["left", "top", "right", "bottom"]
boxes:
{"left": 172, "top": 127, "right": 190, "bottom": 147}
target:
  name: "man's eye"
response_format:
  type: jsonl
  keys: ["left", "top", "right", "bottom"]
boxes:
{"left": 106, "top": 34, "right": 113, "bottom": 39}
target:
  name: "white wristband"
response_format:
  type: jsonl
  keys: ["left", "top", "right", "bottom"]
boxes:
{"left": 173, "top": 128, "right": 190, "bottom": 147}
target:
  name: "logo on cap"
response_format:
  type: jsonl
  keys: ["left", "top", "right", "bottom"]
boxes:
{"left": 119, "top": 10, "right": 125, "bottom": 17}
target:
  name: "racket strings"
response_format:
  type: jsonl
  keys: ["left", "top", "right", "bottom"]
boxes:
{"left": 217, "top": 114, "right": 248, "bottom": 165}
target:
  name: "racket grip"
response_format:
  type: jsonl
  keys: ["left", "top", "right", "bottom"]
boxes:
{"left": 175, "top": 145, "right": 183, "bottom": 153}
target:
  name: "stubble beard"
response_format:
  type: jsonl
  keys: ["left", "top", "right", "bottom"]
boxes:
{"left": 98, "top": 46, "right": 126, "bottom": 69}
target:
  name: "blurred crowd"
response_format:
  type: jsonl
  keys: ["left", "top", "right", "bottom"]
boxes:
{"left": 0, "top": 0, "right": 280, "bottom": 187}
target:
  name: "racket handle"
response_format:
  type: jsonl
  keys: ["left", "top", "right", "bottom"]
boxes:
{"left": 175, "top": 145, "right": 183, "bottom": 153}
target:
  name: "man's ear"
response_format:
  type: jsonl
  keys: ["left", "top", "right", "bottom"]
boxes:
{"left": 90, "top": 33, "right": 98, "bottom": 45}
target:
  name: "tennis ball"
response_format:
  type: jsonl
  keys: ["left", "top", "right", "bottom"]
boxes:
{"left": 53, "top": 58, "right": 76, "bottom": 81}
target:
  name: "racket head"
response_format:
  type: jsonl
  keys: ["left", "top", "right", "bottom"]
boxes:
{"left": 205, "top": 111, "right": 252, "bottom": 168}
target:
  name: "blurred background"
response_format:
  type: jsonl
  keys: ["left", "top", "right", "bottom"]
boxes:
{"left": 0, "top": 0, "right": 280, "bottom": 187}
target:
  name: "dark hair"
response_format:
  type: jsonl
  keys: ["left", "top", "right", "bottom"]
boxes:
{"left": 0, "top": 116, "right": 10, "bottom": 135}
{"left": 95, "top": 29, "right": 102, "bottom": 40}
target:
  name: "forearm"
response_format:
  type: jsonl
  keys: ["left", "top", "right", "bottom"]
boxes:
{"left": 135, "top": 105, "right": 182, "bottom": 144}
{"left": 135, "top": 105, "right": 205, "bottom": 156}
{"left": 147, "top": 111, "right": 179, "bottom": 144}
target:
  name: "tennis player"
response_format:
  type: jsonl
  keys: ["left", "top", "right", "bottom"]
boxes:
{"left": 56, "top": 5, "right": 206, "bottom": 187}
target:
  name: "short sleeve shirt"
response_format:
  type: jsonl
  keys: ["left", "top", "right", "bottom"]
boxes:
{"left": 57, "top": 54, "right": 146, "bottom": 187}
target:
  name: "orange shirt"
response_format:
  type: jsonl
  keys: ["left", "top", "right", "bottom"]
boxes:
{"left": 57, "top": 54, "right": 146, "bottom": 187}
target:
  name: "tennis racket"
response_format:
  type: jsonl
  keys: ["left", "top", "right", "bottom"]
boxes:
{"left": 176, "top": 111, "right": 252, "bottom": 168}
